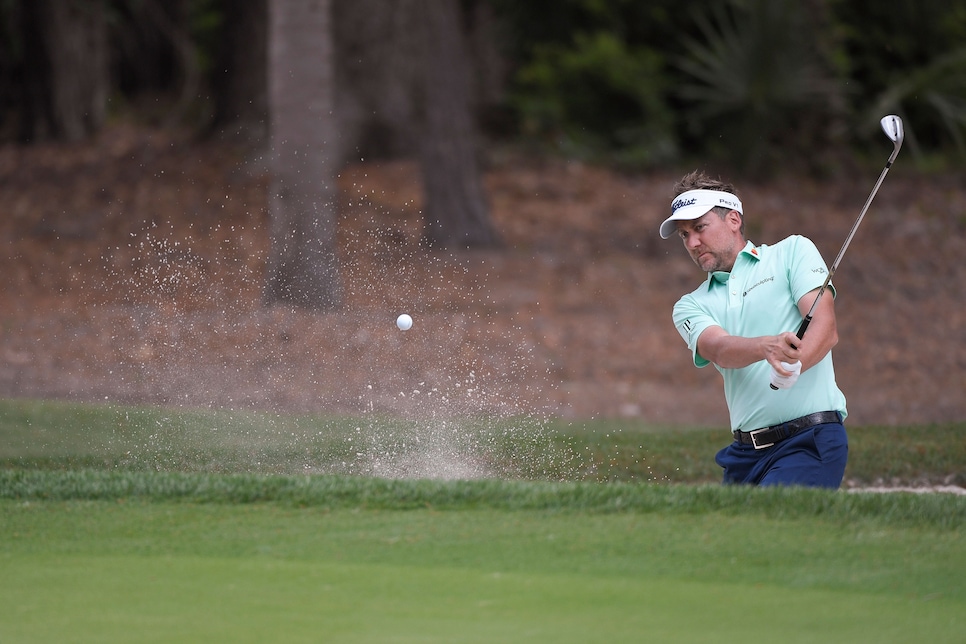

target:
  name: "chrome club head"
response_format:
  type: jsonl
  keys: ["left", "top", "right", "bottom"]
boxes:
{"left": 780, "top": 113, "right": 905, "bottom": 386}
{"left": 880, "top": 114, "right": 904, "bottom": 145}
{"left": 880, "top": 114, "right": 903, "bottom": 163}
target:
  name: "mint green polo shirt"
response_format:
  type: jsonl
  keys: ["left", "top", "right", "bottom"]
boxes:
{"left": 672, "top": 236, "right": 847, "bottom": 432}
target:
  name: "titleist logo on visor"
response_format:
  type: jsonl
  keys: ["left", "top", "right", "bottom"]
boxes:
{"left": 669, "top": 190, "right": 743, "bottom": 215}
{"left": 661, "top": 188, "right": 743, "bottom": 239}
{"left": 671, "top": 197, "right": 697, "bottom": 212}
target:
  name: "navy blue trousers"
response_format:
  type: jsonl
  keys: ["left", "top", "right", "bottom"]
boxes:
{"left": 715, "top": 421, "right": 848, "bottom": 489}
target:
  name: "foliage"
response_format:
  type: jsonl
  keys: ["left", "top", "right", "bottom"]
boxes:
{"left": 512, "top": 31, "right": 676, "bottom": 166}
{"left": 493, "top": 0, "right": 966, "bottom": 172}
{"left": 867, "top": 47, "right": 966, "bottom": 160}
{"left": 0, "top": 0, "right": 19, "bottom": 136}
{"left": 489, "top": 0, "right": 692, "bottom": 61}
{"left": 492, "top": 0, "right": 705, "bottom": 168}
{"left": 833, "top": 0, "right": 966, "bottom": 158}
{"left": 673, "top": 0, "right": 846, "bottom": 175}
{"left": 6, "top": 0, "right": 966, "bottom": 168}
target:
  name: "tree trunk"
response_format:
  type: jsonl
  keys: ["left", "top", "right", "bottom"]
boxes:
{"left": 413, "top": 0, "right": 499, "bottom": 249}
{"left": 20, "top": 0, "right": 108, "bottom": 142}
{"left": 263, "top": 0, "right": 342, "bottom": 310}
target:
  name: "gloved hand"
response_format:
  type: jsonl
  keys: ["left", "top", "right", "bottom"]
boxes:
{"left": 769, "top": 360, "right": 802, "bottom": 390}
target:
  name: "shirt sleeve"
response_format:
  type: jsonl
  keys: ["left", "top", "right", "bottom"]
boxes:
{"left": 786, "top": 235, "right": 835, "bottom": 302}
{"left": 672, "top": 294, "right": 716, "bottom": 368}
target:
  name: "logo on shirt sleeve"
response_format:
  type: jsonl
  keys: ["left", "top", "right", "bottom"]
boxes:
{"left": 681, "top": 319, "right": 697, "bottom": 342}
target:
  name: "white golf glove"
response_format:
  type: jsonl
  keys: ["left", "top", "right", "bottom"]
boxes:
{"left": 769, "top": 360, "right": 802, "bottom": 390}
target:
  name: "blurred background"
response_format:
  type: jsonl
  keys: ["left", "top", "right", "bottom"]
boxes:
{"left": 1, "top": 0, "right": 964, "bottom": 427}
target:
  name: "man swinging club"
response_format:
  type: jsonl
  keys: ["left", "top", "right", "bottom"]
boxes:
{"left": 661, "top": 171, "right": 848, "bottom": 488}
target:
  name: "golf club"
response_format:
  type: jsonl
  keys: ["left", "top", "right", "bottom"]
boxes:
{"left": 770, "top": 114, "right": 904, "bottom": 390}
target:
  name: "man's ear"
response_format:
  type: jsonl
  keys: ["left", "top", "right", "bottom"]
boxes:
{"left": 727, "top": 209, "right": 743, "bottom": 231}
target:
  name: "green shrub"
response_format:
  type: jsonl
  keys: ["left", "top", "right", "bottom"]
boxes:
{"left": 512, "top": 31, "right": 677, "bottom": 167}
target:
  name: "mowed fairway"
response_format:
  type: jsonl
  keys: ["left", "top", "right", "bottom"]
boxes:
{"left": 2, "top": 400, "right": 964, "bottom": 642}
{"left": 2, "top": 485, "right": 964, "bottom": 643}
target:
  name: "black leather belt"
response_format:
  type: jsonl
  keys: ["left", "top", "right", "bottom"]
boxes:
{"left": 733, "top": 411, "right": 842, "bottom": 450}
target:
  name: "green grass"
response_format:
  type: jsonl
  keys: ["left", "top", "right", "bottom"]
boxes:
{"left": 2, "top": 494, "right": 964, "bottom": 643}
{"left": 1, "top": 397, "right": 963, "bottom": 485}
{"left": 2, "top": 469, "right": 965, "bottom": 528}
{"left": 1, "top": 398, "right": 965, "bottom": 642}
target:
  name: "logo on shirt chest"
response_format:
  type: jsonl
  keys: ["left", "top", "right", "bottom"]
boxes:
{"left": 742, "top": 275, "right": 774, "bottom": 297}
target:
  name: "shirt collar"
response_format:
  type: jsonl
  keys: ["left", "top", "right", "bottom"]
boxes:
{"left": 704, "top": 241, "right": 760, "bottom": 288}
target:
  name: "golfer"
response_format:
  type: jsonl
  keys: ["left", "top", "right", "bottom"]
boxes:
{"left": 661, "top": 170, "right": 848, "bottom": 488}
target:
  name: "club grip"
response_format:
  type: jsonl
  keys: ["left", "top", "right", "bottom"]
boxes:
{"left": 795, "top": 316, "right": 811, "bottom": 341}
{"left": 770, "top": 316, "right": 811, "bottom": 390}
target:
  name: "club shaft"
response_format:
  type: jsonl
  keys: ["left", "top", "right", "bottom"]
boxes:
{"left": 796, "top": 153, "right": 897, "bottom": 337}
{"left": 770, "top": 126, "right": 902, "bottom": 390}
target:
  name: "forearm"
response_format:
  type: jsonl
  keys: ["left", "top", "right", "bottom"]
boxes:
{"left": 795, "top": 289, "right": 839, "bottom": 372}
{"left": 686, "top": 289, "right": 840, "bottom": 373}
{"left": 697, "top": 322, "right": 836, "bottom": 372}
{"left": 796, "top": 314, "right": 838, "bottom": 371}
{"left": 697, "top": 328, "right": 771, "bottom": 370}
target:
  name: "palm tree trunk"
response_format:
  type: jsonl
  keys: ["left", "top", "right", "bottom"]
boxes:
{"left": 414, "top": 0, "right": 499, "bottom": 249}
{"left": 264, "top": 0, "right": 342, "bottom": 310}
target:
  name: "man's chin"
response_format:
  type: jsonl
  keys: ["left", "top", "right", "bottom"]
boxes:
{"left": 696, "top": 257, "right": 717, "bottom": 272}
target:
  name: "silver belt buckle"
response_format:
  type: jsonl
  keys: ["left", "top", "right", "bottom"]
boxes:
{"left": 748, "top": 427, "right": 774, "bottom": 450}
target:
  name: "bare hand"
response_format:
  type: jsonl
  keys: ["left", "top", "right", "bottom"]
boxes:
{"left": 763, "top": 332, "right": 803, "bottom": 372}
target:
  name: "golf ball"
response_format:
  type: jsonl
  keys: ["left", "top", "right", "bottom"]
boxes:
{"left": 396, "top": 314, "right": 413, "bottom": 331}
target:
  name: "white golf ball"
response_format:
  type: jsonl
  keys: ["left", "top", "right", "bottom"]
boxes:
{"left": 396, "top": 314, "right": 413, "bottom": 331}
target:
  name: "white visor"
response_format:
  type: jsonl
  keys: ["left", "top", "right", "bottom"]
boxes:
{"left": 660, "top": 189, "right": 743, "bottom": 239}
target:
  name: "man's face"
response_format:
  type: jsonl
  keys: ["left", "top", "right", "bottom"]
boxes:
{"left": 675, "top": 209, "right": 743, "bottom": 273}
